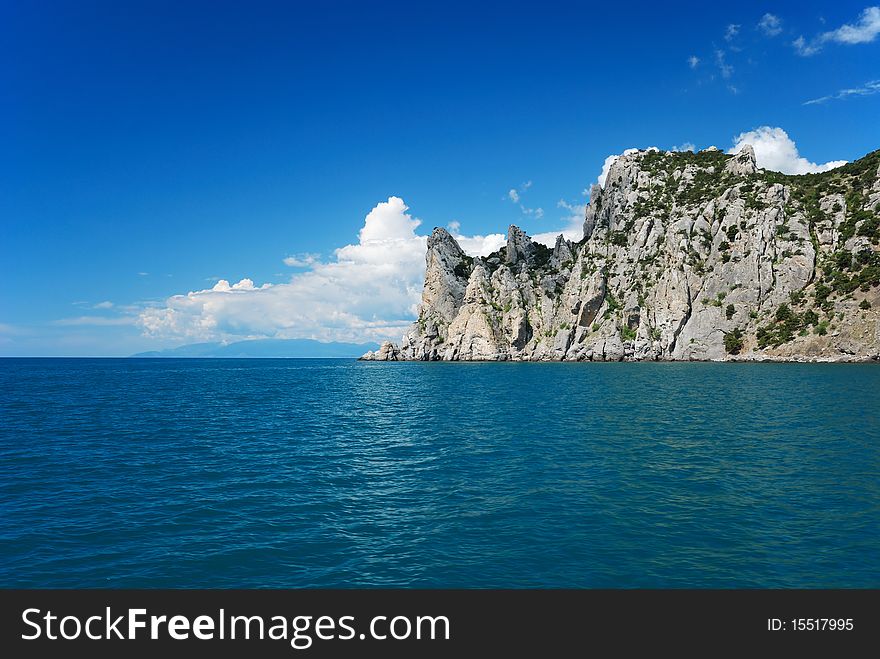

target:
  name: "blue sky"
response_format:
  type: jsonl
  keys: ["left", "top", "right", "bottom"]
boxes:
{"left": 2, "top": 0, "right": 879, "bottom": 355}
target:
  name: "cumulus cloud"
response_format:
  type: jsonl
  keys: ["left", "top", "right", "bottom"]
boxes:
{"left": 729, "top": 126, "right": 847, "bottom": 174}
{"left": 758, "top": 13, "right": 782, "bottom": 36}
{"left": 209, "top": 278, "right": 266, "bottom": 292}
{"left": 671, "top": 142, "right": 696, "bottom": 152}
{"left": 452, "top": 232, "right": 506, "bottom": 255}
{"left": 443, "top": 220, "right": 501, "bottom": 255}
{"left": 357, "top": 197, "right": 421, "bottom": 241}
{"left": 794, "top": 6, "right": 880, "bottom": 55}
{"left": 803, "top": 79, "right": 880, "bottom": 105}
{"left": 688, "top": 55, "right": 700, "bottom": 68}
{"left": 138, "top": 197, "right": 505, "bottom": 344}
{"left": 725, "top": 24, "right": 740, "bottom": 41}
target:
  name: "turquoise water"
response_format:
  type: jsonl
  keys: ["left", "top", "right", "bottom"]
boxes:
{"left": 0, "top": 358, "right": 878, "bottom": 588}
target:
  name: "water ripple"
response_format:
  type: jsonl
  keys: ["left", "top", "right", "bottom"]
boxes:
{"left": 0, "top": 358, "right": 878, "bottom": 588}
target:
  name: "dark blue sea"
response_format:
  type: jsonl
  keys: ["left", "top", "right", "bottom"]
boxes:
{"left": 1, "top": 358, "right": 878, "bottom": 588}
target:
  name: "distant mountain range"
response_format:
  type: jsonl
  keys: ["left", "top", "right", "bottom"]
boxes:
{"left": 131, "top": 338, "right": 379, "bottom": 358}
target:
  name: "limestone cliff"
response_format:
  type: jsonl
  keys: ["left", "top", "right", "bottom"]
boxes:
{"left": 362, "top": 145, "right": 880, "bottom": 361}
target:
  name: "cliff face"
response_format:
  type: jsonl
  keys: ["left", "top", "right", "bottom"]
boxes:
{"left": 362, "top": 146, "right": 880, "bottom": 362}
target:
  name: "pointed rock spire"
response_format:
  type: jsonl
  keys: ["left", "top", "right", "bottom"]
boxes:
{"left": 422, "top": 227, "right": 469, "bottom": 326}
{"left": 724, "top": 144, "right": 757, "bottom": 175}
{"left": 505, "top": 225, "right": 536, "bottom": 266}
{"left": 551, "top": 234, "right": 573, "bottom": 266}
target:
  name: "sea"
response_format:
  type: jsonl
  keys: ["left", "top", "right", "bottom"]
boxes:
{"left": 1, "top": 358, "right": 878, "bottom": 588}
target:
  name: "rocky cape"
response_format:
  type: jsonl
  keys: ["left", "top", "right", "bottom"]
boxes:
{"left": 362, "top": 145, "right": 880, "bottom": 362}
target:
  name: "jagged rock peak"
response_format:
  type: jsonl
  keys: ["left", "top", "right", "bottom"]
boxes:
{"left": 505, "top": 225, "right": 536, "bottom": 266}
{"left": 725, "top": 143, "right": 757, "bottom": 175}
{"left": 417, "top": 225, "right": 471, "bottom": 334}
{"left": 552, "top": 234, "right": 574, "bottom": 265}
{"left": 428, "top": 226, "right": 465, "bottom": 255}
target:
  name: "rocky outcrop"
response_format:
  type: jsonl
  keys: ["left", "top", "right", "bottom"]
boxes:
{"left": 724, "top": 144, "right": 757, "bottom": 176}
{"left": 362, "top": 145, "right": 880, "bottom": 362}
{"left": 360, "top": 341, "right": 401, "bottom": 361}
{"left": 506, "top": 225, "right": 537, "bottom": 267}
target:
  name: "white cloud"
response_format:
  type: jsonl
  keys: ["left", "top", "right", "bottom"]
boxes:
{"left": 138, "top": 197, "right": 506, "bottom": 344}
{"left": 715, "top": 49, "right": 733, "bottom": 79}
{"left": 93, "top": 301, "right": 114, "bottom": 309}
{"left": 725, "top": 24, "right": 740, "bottom": 41}
{"left": 452, "top": 232, "right": 506, "bottom": 256}
{"left": 557, "top": 199, "right": 585, "bottom": 217}
{"left": 728, "top": 126, "right": 847, "bottom": 174}
{"left": 671, "top": 142, "right": 696, "bottom": 152}
{"left": 688, "top": 55, "right": 700, "bottom": 68}
{"left": 824, "top": 5, "right": 880, "bottom": 43}
{"left": 447, "top": 220, "right": 461, "bottom": 232}
{"left": 507, "top": 181, "right": 532, "bottom": 204}
{"left": 283, "top": 253, "right": 320, "bottom": 267}
{"left": 209, "top": 278, "right": 266, "bottom": 292}
{"left": 532, "top": 199, "right": 586, "bottom": 246}
{"left": 794, "top": 6, "right": 880, "bottom": 55}
{"left": 758, "top": 13, "right": 782, "bottom": 36}
{"left": 137, "top": 272, "right": 149, "bottom": 276}
{"left": 803, "top": 79, "right": 880, "bottom": 105}
{"left": 358, "top": 197, "right": 421, "bottom": 241}
{"left": 506, "top": 180, "right": 543, "bottom": 218}
{"left": 792, "top": 36, "right": 820, "bottom": 56}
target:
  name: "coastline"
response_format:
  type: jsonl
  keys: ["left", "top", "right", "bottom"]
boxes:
{"left": 360, "top": 339, "right": 880, "bottom": 363}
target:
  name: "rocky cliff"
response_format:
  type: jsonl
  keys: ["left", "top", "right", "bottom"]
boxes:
{"left": 362, "top": 145, "right": 880, "bottom": 362}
